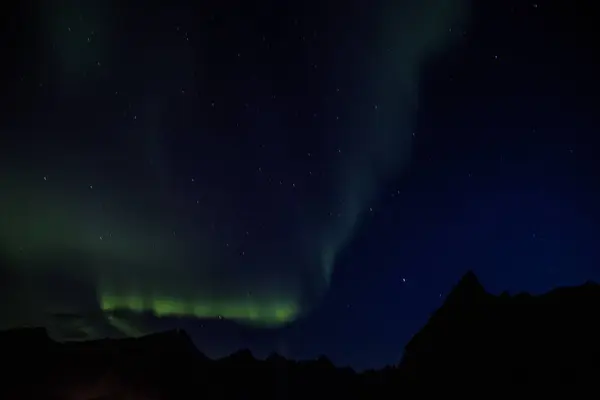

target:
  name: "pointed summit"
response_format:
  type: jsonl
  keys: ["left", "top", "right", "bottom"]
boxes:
{"left": 443, "top": 270, "right": 488, "bottom": 308}
{"left": 458, "top": 270, "right": 481, "bottom": 286}
{"left": 453, "top": 270, "right": 485, "bottom": 294}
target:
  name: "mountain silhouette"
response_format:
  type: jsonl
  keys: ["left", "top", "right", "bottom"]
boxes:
{"left": 2, "top": 270, "right": 600, "bottom": 398}
{"left": 400, "top": 271, "right": 600, "bottom": 391}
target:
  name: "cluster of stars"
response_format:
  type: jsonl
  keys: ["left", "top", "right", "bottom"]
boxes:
{"left": 25, "top": 6, "right": 491, "bottom": 309}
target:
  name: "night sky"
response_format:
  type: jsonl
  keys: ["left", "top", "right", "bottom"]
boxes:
{"left": 0, "top": 0, "right": 598, "bottom": 370}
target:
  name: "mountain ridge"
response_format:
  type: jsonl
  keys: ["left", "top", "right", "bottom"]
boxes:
{"left": 2, "top": 270, "right": 600, "bottom": 397}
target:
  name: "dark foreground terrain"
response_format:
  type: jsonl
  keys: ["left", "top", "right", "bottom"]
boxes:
{"left": 2, "top": 271, "right": 600, "bottom": 398}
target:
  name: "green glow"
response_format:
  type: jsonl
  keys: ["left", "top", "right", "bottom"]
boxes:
{"left": 1, "top": 0, "right": 472, "bottom": 341}
{"left": 100, "top": 293, "right": 300, "bottom": 326}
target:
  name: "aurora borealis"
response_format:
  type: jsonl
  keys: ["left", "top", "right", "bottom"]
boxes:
{"left": 1, "top": 0, "right": 469, "bottom": 330}
{"left": 2, "top": 0, "right": 599, "bottom": 369}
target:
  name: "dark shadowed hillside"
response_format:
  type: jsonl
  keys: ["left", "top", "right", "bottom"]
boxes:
{"left": 2, "top": 271, "right": 600, "bottom": 398}
{"left": 400, "top": 270, "right": 600, "bottom": 391}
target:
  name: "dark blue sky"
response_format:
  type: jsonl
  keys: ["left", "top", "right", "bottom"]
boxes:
{"left": 1, "top": 0, "right": 598, "bottom": 370}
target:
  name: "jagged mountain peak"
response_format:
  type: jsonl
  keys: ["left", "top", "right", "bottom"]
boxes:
{"left": 455, "top": 270, "right": 483, "bottom": 289}
{"left": 444, "top": 270, "right": 487, "bottom": 303}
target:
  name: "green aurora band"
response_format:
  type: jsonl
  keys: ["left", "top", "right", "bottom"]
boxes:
{"left": 99, "top": 294, "right": 299, "bottom": 325}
